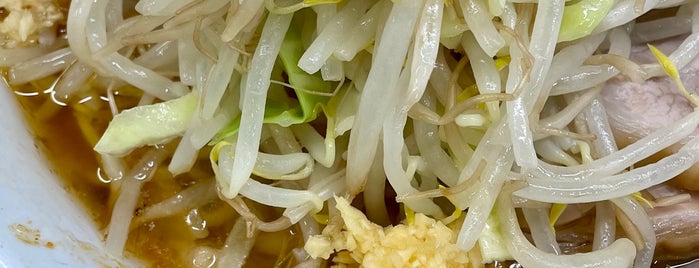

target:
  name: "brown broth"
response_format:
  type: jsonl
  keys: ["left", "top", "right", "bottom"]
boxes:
{"left": 10, "top": 80, "right": 301, "bottom": 267}
{"left": 12, "top": 81, "right": 112, "bottom": 227}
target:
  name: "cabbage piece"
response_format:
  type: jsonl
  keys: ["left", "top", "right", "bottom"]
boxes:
{"left": 267, "top": 12, "right": 334, "bottom": 124}
{"left": 211, "top": 12, "right": 333, "bottom": 143}
{"left": 94, "top": 92, "right": 197, "bottom": 155}
{"left": 477, "top": 207, "right": 513, "bottom": 263}
{"left": 558, "top": 0, "right": 614, "bottom": 42}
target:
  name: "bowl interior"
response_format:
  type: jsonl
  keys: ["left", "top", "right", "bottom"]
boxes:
{"left": 0, "top": 80, "right": 127, "bottom": 267}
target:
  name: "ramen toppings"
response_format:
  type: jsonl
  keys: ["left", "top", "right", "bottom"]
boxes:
{"left": 0, "top": 0, "right": 63, "bottom": 48}
{"left": 304, "top": 196, "right": 470, "bottom": 268}
{"left": 3, "top": 0, "right": 699, "bottom": 267}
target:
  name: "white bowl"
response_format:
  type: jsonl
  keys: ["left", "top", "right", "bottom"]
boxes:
{"left": 0, "top": 80, "right": 126, "bottom": 267}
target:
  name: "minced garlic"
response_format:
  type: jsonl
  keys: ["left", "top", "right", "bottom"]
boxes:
{"left": 0, "top": 0, "right": 63, "bottom": 48}
{"left": 305, "top": 196, "right": 470, "bottom": 268}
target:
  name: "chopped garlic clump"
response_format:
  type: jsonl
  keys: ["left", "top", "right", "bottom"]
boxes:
{"left": 0, "top": 0, "right": 63, "bottom": 48}
{"left": 305, "top": 196, "right": 470, "bottom": 268}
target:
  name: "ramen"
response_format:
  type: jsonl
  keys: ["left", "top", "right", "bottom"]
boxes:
{"left": 3, "top": 0, "right": 699, "bottom": 267}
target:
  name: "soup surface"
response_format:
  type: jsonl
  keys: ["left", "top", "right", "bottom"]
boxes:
{"left": 10, "top": 81, "right": 301, "bottom": 267}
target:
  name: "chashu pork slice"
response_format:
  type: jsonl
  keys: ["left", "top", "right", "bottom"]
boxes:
{"left": 601, "top": 36, "right": 699, "bottom": 190}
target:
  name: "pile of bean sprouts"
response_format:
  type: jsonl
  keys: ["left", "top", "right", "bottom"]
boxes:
{"left": 3, "top": 0, "right": 699, "bottom": 267}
